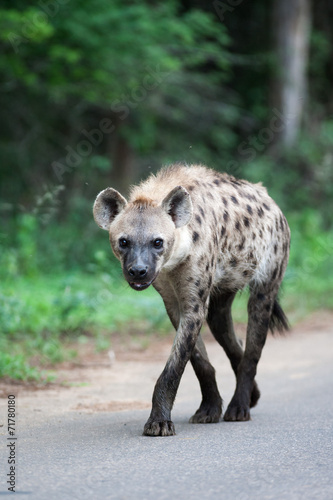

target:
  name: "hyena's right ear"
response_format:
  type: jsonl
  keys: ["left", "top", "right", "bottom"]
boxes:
{"left": 93, "top": 188, "right": 127, "bottom": 230}
{"left": 162, "top": 186, "right": 193, "bottom": 228}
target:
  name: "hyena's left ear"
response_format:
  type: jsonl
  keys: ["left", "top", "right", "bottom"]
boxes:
{"left": 93, "top": 188, "right": 127, "bottom": 230}
{"left": 161, "top": 186, "right": 193, "bottom": 228}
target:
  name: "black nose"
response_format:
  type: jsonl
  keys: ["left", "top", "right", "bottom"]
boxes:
{"left": 128, "top": 265, "right": 148, "bottom": 279}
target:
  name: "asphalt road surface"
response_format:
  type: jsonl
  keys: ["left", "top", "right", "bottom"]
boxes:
{"left": 1, "top": 316, "right": 333, "bottom": 499}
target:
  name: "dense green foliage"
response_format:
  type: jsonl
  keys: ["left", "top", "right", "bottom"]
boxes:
{"left": 0, "top": 0, "right": 332, "bottom": 380}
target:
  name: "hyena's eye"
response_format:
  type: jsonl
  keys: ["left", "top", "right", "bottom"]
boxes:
{"left": 153, "top": 239, "right": 163, "bottom": 249}
{"left": 119, "top": 238, "right": 129, "bottom": 248}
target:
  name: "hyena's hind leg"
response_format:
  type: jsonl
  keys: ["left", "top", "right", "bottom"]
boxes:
{"left": 207, "top": 291, "right": 261, "bottom": 412}
{"left": 223, "top": 285, "right": 289, "bottom": 421}
{"left": 189, "top": 334, "right": 223, "bottom": 424}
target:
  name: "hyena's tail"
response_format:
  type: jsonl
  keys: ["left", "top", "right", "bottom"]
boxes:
{"left": 269, "top": 299, "right": 290, "bottom": 333}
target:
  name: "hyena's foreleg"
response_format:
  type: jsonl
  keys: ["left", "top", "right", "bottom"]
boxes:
{"left": 150, "top": 280, "right": 221, "bottom": 431}
{"left": 143, "top": 312, "right": 204, "bottom": 436}
{"left": 207, "top": 291, "right": 261, "bottom": 414}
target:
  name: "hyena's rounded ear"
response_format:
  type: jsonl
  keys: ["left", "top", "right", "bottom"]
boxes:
{"left": 161, "top": 186, "right": 193, "bottom": 228}
{"left": 93, "top": 188, "right": 127, "bottom": 230}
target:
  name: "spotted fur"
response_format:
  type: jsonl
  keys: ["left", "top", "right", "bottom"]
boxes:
{"left": 93, "top": 164, "right": 290, "bottom": 436}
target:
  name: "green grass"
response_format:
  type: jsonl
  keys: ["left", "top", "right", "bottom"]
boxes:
{"left": 0, "top": 211, "right": 332, "bottom": 381}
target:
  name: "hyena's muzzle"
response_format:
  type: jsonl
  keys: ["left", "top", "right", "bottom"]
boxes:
{"left": 121, "top": 243, "right": 162, "bottom": 291}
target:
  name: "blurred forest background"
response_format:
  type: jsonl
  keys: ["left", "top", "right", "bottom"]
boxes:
{"left": 0, "top": 0, "right": 333, "bottom": 380}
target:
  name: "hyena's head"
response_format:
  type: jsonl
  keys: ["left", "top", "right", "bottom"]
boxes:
{"left": 93, "top": 186, "right": 192, "bottom": 291}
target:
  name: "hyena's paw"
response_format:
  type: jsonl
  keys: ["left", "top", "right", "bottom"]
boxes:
{"left": 250, "top": 381, "right": 261, "bottom": 408}
{"left": 189, "top": 402, "right": 222, "bottom": 424}
{"left": 143, "top": 420, "right": 176, "bottom": 437}
{"left": 224, "top": 398, "right": 251, "bottom": 422}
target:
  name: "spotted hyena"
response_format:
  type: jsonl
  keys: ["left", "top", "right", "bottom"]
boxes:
{"left": 93, "top": 164, "right": 290, "bottom": 436}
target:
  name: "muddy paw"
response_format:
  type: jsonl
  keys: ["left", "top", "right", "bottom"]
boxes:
{"left": 143, "top": 420, "right": 176, "bottom": 436}
{"left": 189, "top": 403, "right": 222, "bottom": 424}
{"left": 224, "top": 400, "right": 251, "bottom": 422}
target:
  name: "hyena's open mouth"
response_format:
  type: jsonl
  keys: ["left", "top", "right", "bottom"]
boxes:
{"left": 129, "top": 280, "right": 154, "bottom": 291}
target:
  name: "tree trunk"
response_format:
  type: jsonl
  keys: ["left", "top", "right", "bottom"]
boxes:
{"left": 105, "top": 120, "right": 135, "bottom": 196}
{"left": 272, "top": 0, "right": 311, "bottom": 147}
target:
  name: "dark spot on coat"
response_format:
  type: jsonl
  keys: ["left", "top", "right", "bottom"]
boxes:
{"left": 186, "top": 335, "right": 194, "bottom": 350}
{"left": 223, "top": 211, "right": 229, "bottom": 222}
{"left": 205, "top": 263, "right": 209, "bottom": 272}
{"left": 189, "top": 321, "right": 195, "bottom": 331}
{"left": 263, "top": 203, "right": 270, "bottom": 211}
{"left": 243, "top": 270, "right": 249, "bottom": 276}
{"left": 198, "top": 289, "right": 205, "bottom": 299}
{"left": 257, "top": 293, "right": 265, "bottom": 301}
{"left": 195, "top": 215, "right": 202, "bottom": 225}
{"left": 208, "top": 276, "right": 212, "bottom": 288}
{"left": 272, "top": 267, "right": 278, "bottom": 280}
{"left": 246, "top": 205, "right": 253, "bottom": 215}
{"left": 257, "top": 207, "right": 264, "bottom": 218}
{"left": 230, "top": 257, "right": 238, "bottom": 268}
{"left": 265, "top": 304, "right": 271, "bottom": 312}
{"left": 259, "top": 230, "right": 263, "bottom": 238}
{"left": 274, "top": 244, "right": 278, "bottom": 254}
{"left": 243, "top": 217, "right": 250, "bottom": 228}
{"left": 213, "top": 179, "right": 220, "bottom": 185}
{"left": 231, "top": 195, "right": 239, "bottom": 205}
{"left": 221, "top": 226, "right": 226, "bottom": 237}
{"left": 192, "top": 231, "right": 200, "bottom": 243}
{"left": 179, "top": 345, "right": 187, "bottom": 361}
{"left": 199, "top": 206, "right": 205, "bottom": 218}
{"left": 235, "top": 221, "right": 241, "bottom": 231}
{"left": 212, "top": 209, "right": 217, "bottom": 225}
{"left": 188, "top": 185, "right": 194, "bottom": 192}
{"left": 193, "top": 304, "right": 200, "bottom": 313}
{"left": 238, "top": 236, "right": 245, "bottom": 251}
{"left": 280, "top": 216, "right": 285, "bottom": 231}
{"left": 222, "top": 197, "right": 228, "bottom": 207}
{"left": 245, "top": 193, "right": 257, "bottom": 202}
{"left": 252, "top": 232, "right": 256, "bottom": 240}
{"left": 194, "top": 279, "right": 200, "bottom": 287}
